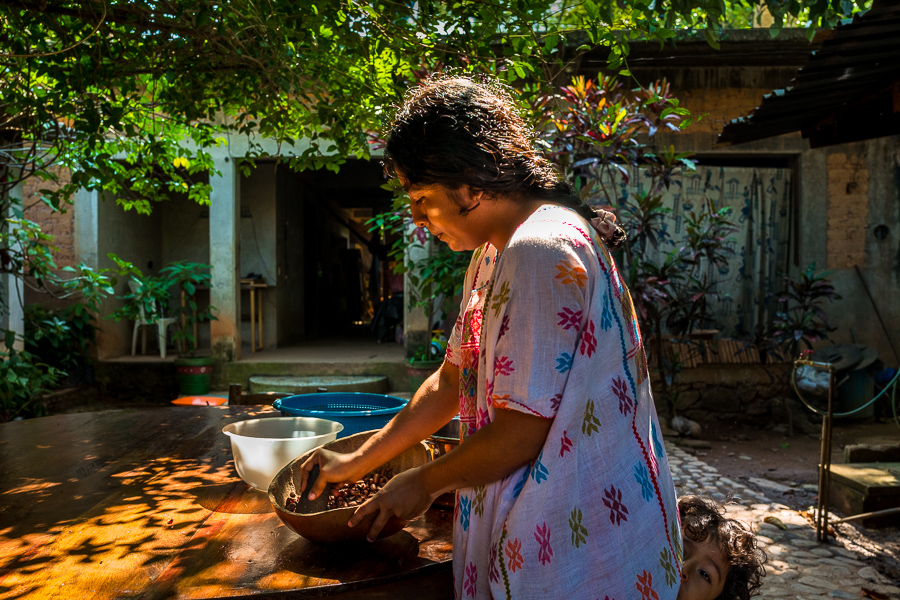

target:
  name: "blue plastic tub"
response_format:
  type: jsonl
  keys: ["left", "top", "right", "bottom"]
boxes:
{"left": 272, "top": 393, "right": 408, "bottom": 438}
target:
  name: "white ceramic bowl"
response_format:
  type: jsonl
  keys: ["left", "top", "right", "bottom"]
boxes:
{"left": 222, "top": 417, "right": 344, "bottom": 491}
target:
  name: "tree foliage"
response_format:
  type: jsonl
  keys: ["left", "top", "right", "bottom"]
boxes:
{"left": 0, "top": 0, "right": 870, "bottom": 212}
{"left": 0, "top": 0, "right": 869, "bottom": 413}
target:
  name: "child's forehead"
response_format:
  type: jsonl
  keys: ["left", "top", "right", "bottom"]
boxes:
{"left": 685, "top": 533, "right": 727, "bottom": 568}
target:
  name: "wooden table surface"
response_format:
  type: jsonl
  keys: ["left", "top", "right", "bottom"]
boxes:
{"left": 0, "top": 407, "right": 453, "bottom": 599}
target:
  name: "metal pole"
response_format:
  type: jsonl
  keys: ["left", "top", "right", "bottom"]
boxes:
{"left": 823, "top": 367, "right": 834, "bottom": 540}
{"left": 816, "top": 404, "right": 828, "bottom": 541}
{"left": 816, "top": 367, "right": 835, "bottom": 542}
{"left": 831, "top": 506, "right": 900, "bottom": 525}
{"left": 804, "top": 358, "right": 836, "bottom": 543}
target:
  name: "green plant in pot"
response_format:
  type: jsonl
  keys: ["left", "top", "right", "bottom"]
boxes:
{"left": 406, "top": 336, "right": 446, "bottom": 393}
{"left": 107, "top": 258, "right": 217, "bottom": 395}
{"left": 107, "top": 269, "right": 177, "bottom": 356}
{"left": 162, "top": 261, "right": 218, "bottom": 396}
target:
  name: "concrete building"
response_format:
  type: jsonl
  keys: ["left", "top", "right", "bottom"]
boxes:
{"left": 19, "top": 28, "right": 900, "bottom": 378}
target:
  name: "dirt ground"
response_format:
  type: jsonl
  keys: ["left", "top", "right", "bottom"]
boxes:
{"left": 677, "top": 414, "right": 900, "bottom": 584}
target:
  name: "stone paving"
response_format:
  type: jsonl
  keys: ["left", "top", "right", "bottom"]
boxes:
{"left": 666, "top": 442, "right": 900, "bottom": 600}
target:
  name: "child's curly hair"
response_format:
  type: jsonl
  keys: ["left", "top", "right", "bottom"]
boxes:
{"left": 679, "top": 496, "right": 767, "bottom": 600}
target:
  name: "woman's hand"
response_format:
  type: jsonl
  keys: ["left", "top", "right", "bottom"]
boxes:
{"left": 348, "top": 466, "right": 435, "bottom": 542}
{"left": 299, "top": 448, "right": 365, "bottom": 501}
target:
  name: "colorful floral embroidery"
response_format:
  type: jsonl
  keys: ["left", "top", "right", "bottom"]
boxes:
{"left": 489, "top": 543, "right": 501, "bottom": 583}
{"left": 491, "top": 280, "right": 510, "bottom": 317}
{"left": 660, "top": 547, "right": 678, "bottom": 587}
{"left": 494, "top": 356, "right": 514, "bottom": 376}
{"left": 602, "top": 485, "right": 629, "bottom": 525}
{"left": 459, "top": 495, "right": 471, "bottom": 531}
{"left": 600, "top": 292, "right": 613, "bottom": 331}
{"left": 634, "top": 462, "right": 654, "bottom": 501}
{"left": 464, "top": 562, "right": 478, "bottom": 597}
{"left": 579, "top": 319, "right": 597, "bottom": 357}
{"left": 534, "top": 522, "right": 553, "bottom": 565}
{"left": 530, "top": 451, "right": 548, "bottom": 484}
{"left": 559, "top": 430, "right": 573, "bottom": 457}
{"left": 557, "top": 307, "right": 582, "bottom": 330}
{"left": 513, "top": 464, "right": 530, "bottom": 498}
{"left": 582, "top": 399, "right": 601, "bottom": 436}
{"left": 612, "top": 375, "right": 634, "bottom": 416}
{"left": 550, "top": 393, "right": 562, "bottom": 411}
{"left": 555, "top": 259, "right": 587, "bottom": 287}
{"left": 492, "top": 393, "right": 510, "bottom": 409}
{"left": 473, "top": 485, "right": 486, "bottom": 517}
{"left": 568, "top": 506, "right": 589, "bottom": 548}
{"left": 505, "top": 538, "right": 524, "bottom": 573}
{"left": 635, "top": 570, "right": 659, "bottom": 600}
{"left": 477, "top": 406, "right": 491, "bottom": 430}
{"left": 499, "top": 314, "right": 510, "bottom": 338}
{"left": 555, "top": 352, "right": 574, "bottom": 373}
{"left": 670, "top": 521, "right": 683, "bottom": 564}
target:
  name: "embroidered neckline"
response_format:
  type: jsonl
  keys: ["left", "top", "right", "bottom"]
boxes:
{"left": 471, "top": 245, "right": 497, "bottom": 291}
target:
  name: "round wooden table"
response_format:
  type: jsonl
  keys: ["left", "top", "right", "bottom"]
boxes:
{"left": 0, "top": 406, "right": 453, "bottom": 599}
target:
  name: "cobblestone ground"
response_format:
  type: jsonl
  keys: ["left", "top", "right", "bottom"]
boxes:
{"left": 667, "top": 442, "right": 900, "bottom": 600}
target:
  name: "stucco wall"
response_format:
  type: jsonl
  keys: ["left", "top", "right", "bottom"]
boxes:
{"left": 96, "top": 191, "right": 164, "bottom": 358}
{"left": 649, "top": 77, "right": 900, "bottom": 367}
{"left": 818, "top": 139, "right": 900, "bottom": 364}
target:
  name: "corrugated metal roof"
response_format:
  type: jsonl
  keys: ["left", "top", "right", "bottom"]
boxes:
{"left": 717, "top": 0, "right": 900, "bottom": 148}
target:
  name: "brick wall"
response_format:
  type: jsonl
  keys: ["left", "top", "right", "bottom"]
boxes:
{"left": 677, "top": 87, "right": 775, "bottom": 135}
{"left": 825, "top": 152, "right": 869, "bottom": 269}
{"left": 21, "top": 168, "right": 75, "bottom": 268}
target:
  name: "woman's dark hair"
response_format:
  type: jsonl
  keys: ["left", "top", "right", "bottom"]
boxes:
{"left": 383, "top": 74, "right": 625, "bottom": 247}
{"left": 679, "top": 496, "right": 767, "bottom": 600}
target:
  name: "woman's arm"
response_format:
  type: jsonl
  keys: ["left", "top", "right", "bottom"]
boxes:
{"left": 349, "top": 407, "right": 552, "bottom": 541}
{"left": 299, "top": 361, "right": 461, "bottom": 500}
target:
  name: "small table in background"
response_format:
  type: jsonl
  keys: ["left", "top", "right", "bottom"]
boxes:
{"left": 181, "top": 280, "right": 269, "bottom": 353}
{"left": 241, "top": 278, "right": 268, "bottom": 352}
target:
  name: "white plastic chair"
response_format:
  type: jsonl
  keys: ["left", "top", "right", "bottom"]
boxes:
{"left": 129, "top": 281, "right": 178, "bottom": 359}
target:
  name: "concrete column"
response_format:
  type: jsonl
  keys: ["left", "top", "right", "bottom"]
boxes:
{"left": 1, "top": 177, "right": 25, "bottom": 351}
{"left": 73, "top": 188, "right": 108, "bottom": 357}
{"left": 403, "top": 230, "right": 434, "bottom": 358}
{"left": 74, "top": 188, "right": 100, "bottom": 270}
{"left": 209, "top": 156, "right": 241, "bottom": 361}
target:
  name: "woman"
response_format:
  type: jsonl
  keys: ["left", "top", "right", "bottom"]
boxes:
{"left": 300, "top": 75, "right": 682, "bottom": 599}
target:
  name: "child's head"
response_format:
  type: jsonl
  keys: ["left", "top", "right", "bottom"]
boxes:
{"left": 677, "top": 496, "right": 766, "bottom": 600}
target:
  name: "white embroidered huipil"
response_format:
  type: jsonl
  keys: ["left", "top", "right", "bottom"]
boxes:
{"left": 444, "top": 205, "right": 682, "bottom": 600}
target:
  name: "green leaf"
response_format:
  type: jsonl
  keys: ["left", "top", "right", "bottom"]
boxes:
{"left": 704, "top": 27, "right": 721, "bottom": 50}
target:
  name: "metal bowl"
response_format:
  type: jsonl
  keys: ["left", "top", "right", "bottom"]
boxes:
{"left": 268, "top": 430, "right": 431, "bottom": 543}
{"left": 426, "top": 415, "right": 461, "bottom": 456}
{"left": 426, "top": 416, "right": 461, "bottom": 508}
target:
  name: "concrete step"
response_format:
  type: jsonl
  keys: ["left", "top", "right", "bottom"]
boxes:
{"left": 248, "top": 374, "right": 390, "bottom": 395}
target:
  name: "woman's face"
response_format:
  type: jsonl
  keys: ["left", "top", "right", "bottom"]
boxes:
{"left": 677, "top": 534, "right": 729, "bottom": 600}
{"left": 403, "top": 178, "right": 487, "bottom": 252}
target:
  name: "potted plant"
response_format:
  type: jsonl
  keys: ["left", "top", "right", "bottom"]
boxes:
{"left": 406, "top": 335, "right": 446, "bottom": 393}
{"left": 161, "top": 261, "right": 218, "bottom": 395}
{"left": 107, "top": 259, "right": 217, "bottom": 395}
{"left": 107, "top": 270, "right": 178, "bottom": 357}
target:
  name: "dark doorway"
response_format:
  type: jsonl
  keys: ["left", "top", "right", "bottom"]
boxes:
{"left": 290, "top": 159, "right": 397, "bottom": 341}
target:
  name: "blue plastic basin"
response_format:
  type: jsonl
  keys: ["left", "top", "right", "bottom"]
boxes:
{"left": 272, "top": 393, "right": 408, "bottom": 438}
